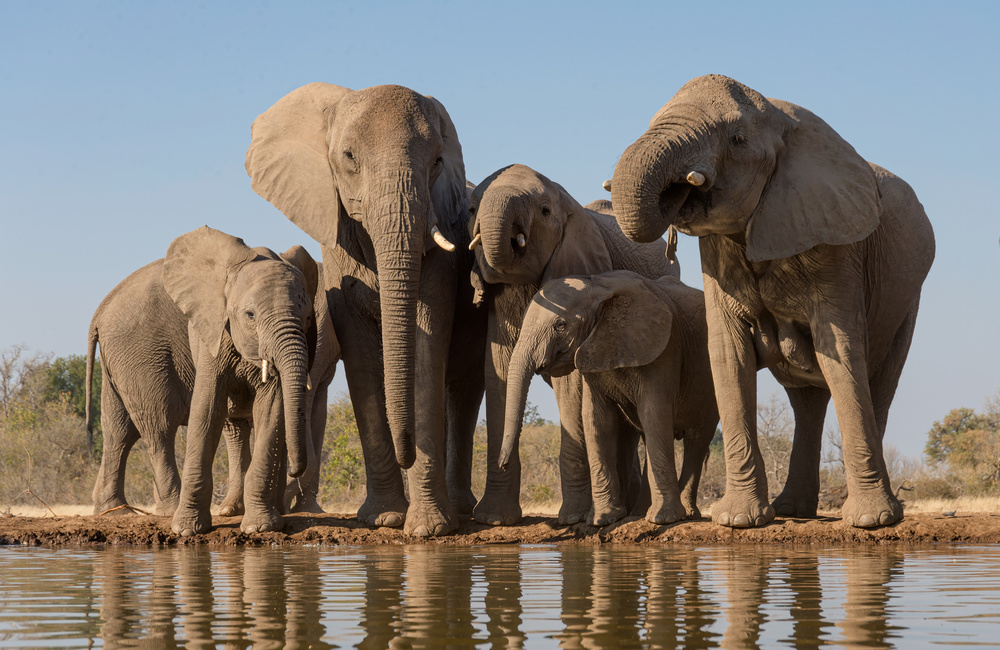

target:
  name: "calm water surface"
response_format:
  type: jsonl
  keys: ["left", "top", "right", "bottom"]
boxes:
{"left": 0, "top": 543, "right": 998, "bottom": 648}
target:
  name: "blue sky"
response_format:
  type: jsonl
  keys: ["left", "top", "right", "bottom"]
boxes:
{"left": 1, "top": 1, "right": 997, "bottom": 461}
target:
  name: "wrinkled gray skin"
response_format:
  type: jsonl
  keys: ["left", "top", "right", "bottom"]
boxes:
{"left": 246, "top": 84, "right": 485, "bottom": 537}
{"left": 501, "top": 271, "right": 719, "bottom": 525}
{"left": 85, "top": 227, "right": 317, "bottom": 535}
{"left": 468, "top": 164, "right": 678, "bottom": 525}
{"left": 611, "top": 74, "right": 935, "bottom": 528}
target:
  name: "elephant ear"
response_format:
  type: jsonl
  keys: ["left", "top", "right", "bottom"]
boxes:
{"left": 542, "top": 186, "right": 613, "bottom": 283}
{"left": 575, "top": 275, "right": 673, "bottom": 373}
{"left": 163, "top": 226, "right": 258, "bottom": 357}
{"left": 424, "top": 95, "right": 468, "bottom": 233}
{"left": 245, "top": 83, "right": 353, "bottom": 249}
{"left": 279, "top": 245, "right": 320, "bottom": 307}
{"left": 745, "top": 100, "right": 881, "bottom": 262}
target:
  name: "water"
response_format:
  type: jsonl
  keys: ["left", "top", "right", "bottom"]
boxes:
{"left": 0, "top": 544, "right": 998, "bottom": 648}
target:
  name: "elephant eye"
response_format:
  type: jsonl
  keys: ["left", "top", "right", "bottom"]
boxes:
{"left": 343, "top": 150, "right": 354, "bottom": 160}
{"left": 469, "top": 205, "right": 477, "bottom": 215}
{"left": 434, "top": 156, "right": 443, "bottom": 167}
{"left": 540, "top": 205, "right": 551, "bottom": 217}
{"left": 731, "top": 133, "right": 748, "bottom": 146}
{"left": 554, "top": 319, "right": 567, "bottom": 332}
{"left": 245, "top": 309, "right": 256, "bottom": 321}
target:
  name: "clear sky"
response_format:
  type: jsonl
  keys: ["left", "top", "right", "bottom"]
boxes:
{"left": 1, "top": 1, "right": 997, "bottom": 461}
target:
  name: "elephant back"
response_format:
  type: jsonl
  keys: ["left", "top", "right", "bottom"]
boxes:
{"left": 591, "top": 211, "right": 679, "bottom": 280}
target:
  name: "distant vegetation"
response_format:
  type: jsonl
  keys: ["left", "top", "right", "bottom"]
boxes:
{"left": 1, "top": 344, "right": 998, "bottom": 515}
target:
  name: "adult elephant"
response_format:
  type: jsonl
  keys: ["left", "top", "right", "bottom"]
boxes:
{"left": 246, "top": 84, "right": 485, "bottom": 536}
{"left": 610, "top": 74, "right": 934, "bottom": 528}
{"left": 468, "top": 164, "right": 677, "bottom": 525}
{"left": 86, "top": 226, "right": 319, "bottom": 535}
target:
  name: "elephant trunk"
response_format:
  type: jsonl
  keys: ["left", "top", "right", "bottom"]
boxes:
{"left": 271, "top": 323, "right": 310, "bottom": 478}
{"left": 480, "top": 192, "right": 527, "bottom": 274}
{"left": 499, "top": 333, "right": 543, "bottom": 470}
{"left": 612, "top": 131, "right": 700, "bottom": 243}
{"left": 373, "top": 180, "right": 424, "bottom": 470}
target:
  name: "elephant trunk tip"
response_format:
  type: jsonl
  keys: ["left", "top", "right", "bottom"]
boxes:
{"left": 396, "top": 443, "right": 415, "bottom": 470}
{"left": 288, "top": 455, "right": 307, "bottom": 478}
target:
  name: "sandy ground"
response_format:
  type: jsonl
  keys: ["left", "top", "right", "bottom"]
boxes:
{"left": 2, "top": 508, "right": 999, "bottom": 547}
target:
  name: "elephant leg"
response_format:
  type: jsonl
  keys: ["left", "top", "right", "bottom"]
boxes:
{"left": 615, "top": 414, "right": 646, "bottom": 516}
{"left": 771, "top": 385, "right": 830, "bottom": 518}
{"left": 92, "top": 381, "right": 140, "bottom": 516}
{"left": 678, "top": 422, "right": 715, "bottom": 519}
{"left": 136, "top": 418, "right": 182, "bottom": 517}
{"left": 218, "top": 418, "right": 252, "bottom": 517}
{"left": 639, "top": 395, "right": 686, "bottom": 524}
{"left": 330, "top": 285, "right": 408, "bottom": 528}
{"left": 582, "top": 382, "right": 626, "bottom": 526}
{"left": 703, "top": 274, "right": 773, "bottom": 528}
{"left": 811, "top": 311, "right": 901, "bottom": 528}
{"left": 444, "top": 297, "right": 486, "bottom": 518}
{"left": 870, "top": 304, "right": 919, "bottom": 440}
{"left": 242, "top": 381, "right": 287, "bottom": 533}
{"left": 474, "top": 292, "right": 525, "bottom": 526}
{"left": 286, "top": 382, "right": 327, "bottom": 514}
{"left": 555, "top": 372, "right": 592, "bottom": 525}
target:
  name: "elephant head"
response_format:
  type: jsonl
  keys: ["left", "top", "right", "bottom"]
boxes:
{"left": 245, "top": 83, "right": 467, "bottom": 469}
{"left": 610, "top": 74, "right": 881, "bottom": 262}
{"left": 163, "top": 226, "right": 317, "bottom": 477}
{"left": 499, "top": 271, "right": 674, "bottom": 468}
{"left": 468, "top": 164, "right": 613, "bottom": 286}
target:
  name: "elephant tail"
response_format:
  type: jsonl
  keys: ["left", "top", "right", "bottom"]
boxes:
{"left": 85, "top": 323, "right": 98, "bottom": 454}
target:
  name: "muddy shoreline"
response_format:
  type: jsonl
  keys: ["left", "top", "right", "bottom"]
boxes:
{"left": 1, "top": 511, "right": 999, "bottom": 547}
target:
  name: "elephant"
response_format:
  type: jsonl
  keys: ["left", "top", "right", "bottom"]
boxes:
{"left": 609, "top": 74, "right": 935, "bottom": 528}
{"left": 245, "top": 83, "right": 485, "bottom": 537}
{"left": 500, "top": 271, "right": 719, "bottom": 525}
{"left": 466, "top": 163, "right": 678, "bottom": 525}
{"left": 85, "top": 226, "right": 324, "bottom": 535}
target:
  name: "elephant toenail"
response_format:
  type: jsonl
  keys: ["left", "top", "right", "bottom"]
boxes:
{"left": 856, "top": 514, "right": 876, "bottom": 528}
{"left": 879, "top": 511, "right": 894, "bottom": 525}
{"left": 732, "top": 514, "right": 750, "bottom": 528}
{"left": 181, "top": 528, "right": 195, "bottom": 537}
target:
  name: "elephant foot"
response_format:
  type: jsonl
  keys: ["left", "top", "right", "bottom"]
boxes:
{"left": 154, "top": 497, "right": 179, "bottom": 518}
{"left": 449, "top": 488, "right": 478, "bottom": 518}
{"left": 841, "top": 488, "right": 902, "bottom": 528}
{"left": 288, "top": 497, "right": 325, "bottom": 514}
{"left": 217, "top": 498, "right": 244, "bottom": 517}
{"left": 241, "top": 508, "right": 285, "bottom": 534}
{"left": 590, "top": 504, "right": 627, "bottom": 527}
{"left": 357, "top": 493, "right": 408, "bottom": 528}
{"left": 711, "top": 491, "right": 775, "bottom": 528}
{"left": 171, "top": 507, "right": 213, "bottom": 537}
{"left": 771, "top": 490, "right": 818, "bottom": 519}
{"left": 404, "top": 502, "right": 458, "bottom": 538}
{"left": 473, "top": 489, "right": 522, "bottom": 526}
{"left": 647, "top": 497, "right": 687, "bottom": 525}
{"left": 557, "top": 492, "right": 592, "bottom": 525}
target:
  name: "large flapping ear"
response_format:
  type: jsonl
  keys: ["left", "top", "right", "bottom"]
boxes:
{"left": 543, "top": 186, "right": 613, "bottom": 283}
{"left": 279, "top": 245, "right": 320, "bottom": 307}
{"left": 745, "top": 100, "right": 881, "bottom": 262}
{"left": 163, "top": 226, "right": 258, "bottom": 357}
{"left": 575, "top": 275, "right": 673, "bottom": 373}
{"left": 245, "top": 83, "right": 353, "bottom": 249}
{"left": 422, "top": 96, "right": 468, "bottom": 234}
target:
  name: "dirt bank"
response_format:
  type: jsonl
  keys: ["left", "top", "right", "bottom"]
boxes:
{"left": 1, "top": 511, "right": 999, "bottom": 547}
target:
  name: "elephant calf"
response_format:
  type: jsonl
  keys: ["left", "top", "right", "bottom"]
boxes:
{"left": 500, "top": 270, "right": 719, "bottom": 525}
{"left": 86, "top": 226, "right": 336, "bottom": 535}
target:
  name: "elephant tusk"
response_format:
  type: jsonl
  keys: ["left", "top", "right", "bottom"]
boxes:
{"left": 306, "top": 375, "right": 313, "bottom": 391}
{"left": 468, "top": 232, "right": 482, "bottom": 250}
{"left": 686, "top": 171, "right": 706, "bottom": 187}
{"left": 262, "top": 359, "right": 269, "bottom": 383}
{"left": 516, "top": 233, "right": 526, "bottom": 248}
{"left": 431, "top": 226, "right": 456, "bottom": 252}
{"left": 602, "top": 179, "right": 612, "bottom": 192}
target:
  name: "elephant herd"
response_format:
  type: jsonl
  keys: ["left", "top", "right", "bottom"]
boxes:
{"left": 85, "top": 74, "right": 934, "bottom": 538}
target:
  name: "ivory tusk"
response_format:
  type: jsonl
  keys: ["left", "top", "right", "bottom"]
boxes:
{"left": 602, "top": 179, "right": 612, "bottom": 192}
{"left": 516, "top": 233, "right": 526, "bottom": 248}
{"left": 686, "top": 171, "right": 706, "bottom": 187}
{"left": 306, "top": 375, "right": 313, "bottom": 391}
{"left": 431, "top": 226, "right": 456, "bottom": 252}
{"left": 468, "top": 232, "right": 482, "bottom": 250}
{"left": 262, "top": 359, "right": 269, "bottom": 383}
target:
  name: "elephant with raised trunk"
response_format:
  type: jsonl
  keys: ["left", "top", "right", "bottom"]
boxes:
{"left": 246, "top": 84, "right": 485, "bottom": 536}
{"left": 86, "top": 226, "right": 322, "bottom": 535}
{"left": 610, "top": 74, "right": 934, "bottom": 528}
{"left": 467, "top": 164, "right": 678, "bottom": 525}
{"left": 501, "top": 271, "right": 719, "bottom": 525}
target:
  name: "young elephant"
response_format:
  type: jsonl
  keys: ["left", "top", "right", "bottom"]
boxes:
{"left": 85, "top": 226, "right": 323, "bottom": 535}
{"left": 500, "top": 271, "right": 719, "bottom": 525}
{"left": 468, "top": 164, "right": 679, "bottom": 526}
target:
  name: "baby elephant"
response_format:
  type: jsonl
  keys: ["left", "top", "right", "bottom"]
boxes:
{"left": 86, "top": 226, "right": 320, "bottom": 536}
{"left": 500, "top": 270, "right": 719, "bottom": 525}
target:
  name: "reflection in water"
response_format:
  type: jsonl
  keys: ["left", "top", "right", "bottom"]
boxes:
{"left": 0, "top": 543, "right": 998, "bottom": 647}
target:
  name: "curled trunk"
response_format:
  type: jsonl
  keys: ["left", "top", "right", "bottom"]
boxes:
{"left": 273, "top": 325, "right": 310, "bottom": 477}
{"left": 611, "top": 134, "right": 692, "bottom": 243}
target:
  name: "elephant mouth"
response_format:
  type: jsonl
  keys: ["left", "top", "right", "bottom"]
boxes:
{"left": 660, "top": 182, "right": 710, "bottom": 230}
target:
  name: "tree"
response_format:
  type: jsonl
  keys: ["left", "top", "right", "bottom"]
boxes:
{"left": 925, "top": 404, "right": 1000, "bottom": 494}
{"left": 42, "top": 354, "right": 100, "bottom": 422}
